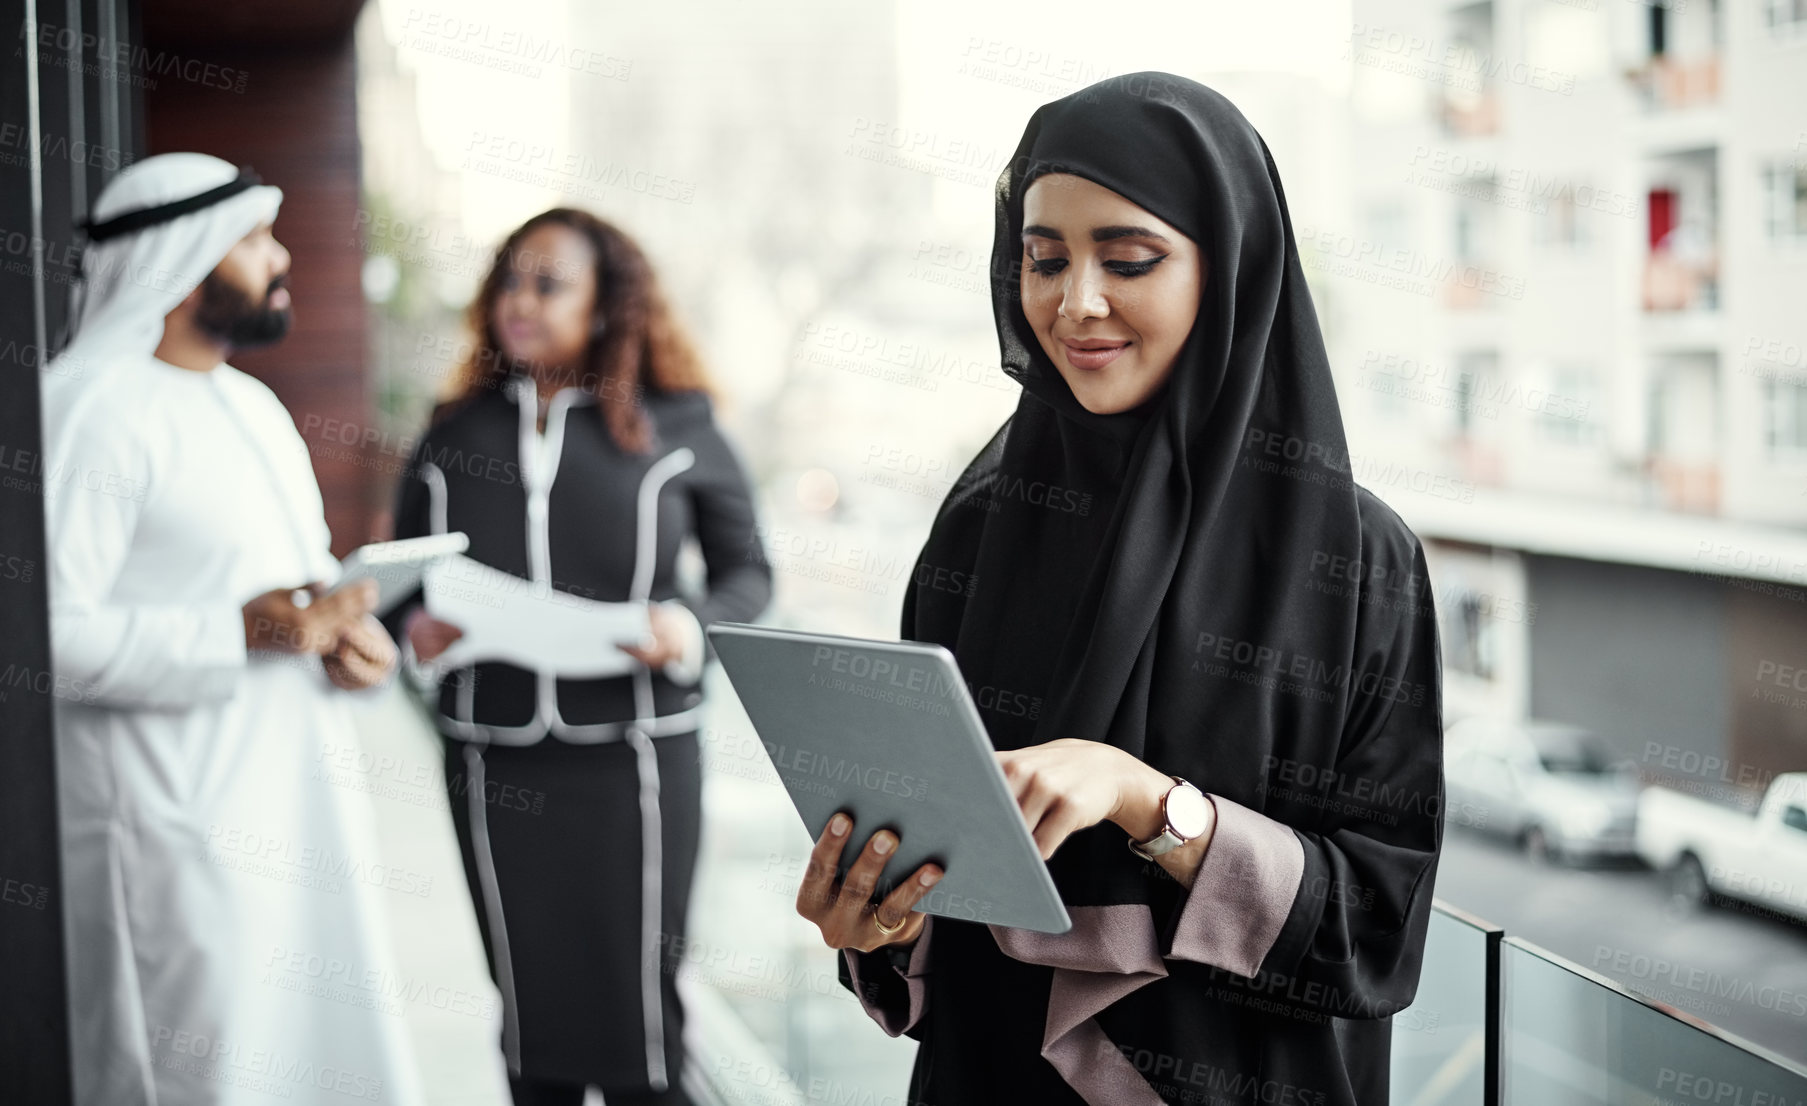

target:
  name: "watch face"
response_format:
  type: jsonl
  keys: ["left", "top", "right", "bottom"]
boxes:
{"left": 1166, "top": 784, "right": 1211, "bottom": 839}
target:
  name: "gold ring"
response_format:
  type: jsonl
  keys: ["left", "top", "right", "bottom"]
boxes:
{"left": 872, "top": 910, "right": 906, "bottom": 936}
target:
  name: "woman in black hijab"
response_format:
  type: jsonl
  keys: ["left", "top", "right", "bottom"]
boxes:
{"left": 801, "top": 72, "right": 1444, "bottom": 1106}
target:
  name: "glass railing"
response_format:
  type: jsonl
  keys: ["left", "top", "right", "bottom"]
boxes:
{"left": 1393, "top": 899, "right": 1807, "bottom": 1106}
{"left": 1391, "top": 901, "right": 1499, "bottom": 1106}
{"left": 1500, "top": 938, "right": 1807, "bottom": 1106}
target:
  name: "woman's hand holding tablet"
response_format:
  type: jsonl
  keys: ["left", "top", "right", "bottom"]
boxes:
{"left": 797, "top": 813, "right": 944, "bottom": 953}
{"left": 794, "top": 737, "right": 1214, "bottom": 955}
{"left": 708, "top": 621, "right": 1074, "bottom": 934}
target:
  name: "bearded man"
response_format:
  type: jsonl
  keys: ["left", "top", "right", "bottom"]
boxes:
{"left": 41, "top": 152, "right": 434, "bottom": 1105}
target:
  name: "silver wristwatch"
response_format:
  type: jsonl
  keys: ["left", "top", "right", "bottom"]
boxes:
{"left": 1128, "top": 776, "right": 1211, "bottom": 861}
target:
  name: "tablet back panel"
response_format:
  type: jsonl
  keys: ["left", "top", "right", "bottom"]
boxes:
{"left": 708, "top": 623, "right": 1071, "bottom": 934}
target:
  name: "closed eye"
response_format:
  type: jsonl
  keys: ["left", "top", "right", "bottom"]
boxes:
{"left": 1105, "top": 256, "right": 1166, "bottom": 277}
{"left": 1026, "top": 255, "right": 1168, "bottom": 279}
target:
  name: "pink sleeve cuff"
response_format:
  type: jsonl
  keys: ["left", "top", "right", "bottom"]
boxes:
{"left": 841, "top": 915, "right": 934, "bottom": 1036}
{"left": 1165, "top": 794, "right": 1305, "bottom": 978}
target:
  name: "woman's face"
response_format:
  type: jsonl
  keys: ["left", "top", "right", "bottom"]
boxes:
{"left": 1020, "top": 173, "right": 1204, "bottom": 414}
{"left": 491, "top": 222, "right": 598, "bottom": 374}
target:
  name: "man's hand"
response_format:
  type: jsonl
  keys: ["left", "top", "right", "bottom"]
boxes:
{"left": 404, "top": 607, "right": 464, "bottom": 663}
{"left": 243, "top": 580, "right": 376, "bottom": 656}
{"left": 324, "top": 613, "right": 398, "bottom": 691}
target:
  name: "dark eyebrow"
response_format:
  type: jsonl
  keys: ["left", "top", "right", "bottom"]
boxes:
{"left": 1093, "top": 225, "right": 1170, "bottom": 243}
{"left": 1020, "top": 223, "right": 1171, "bottom": 243}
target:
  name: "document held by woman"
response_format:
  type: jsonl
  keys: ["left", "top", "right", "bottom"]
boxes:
{"left": 422, "top": 553, "right": 652, "bottom": 677}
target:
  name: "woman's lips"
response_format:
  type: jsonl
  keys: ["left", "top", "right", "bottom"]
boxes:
{"left": 1061, "top": 339, "right": 1130, "bottom": 371}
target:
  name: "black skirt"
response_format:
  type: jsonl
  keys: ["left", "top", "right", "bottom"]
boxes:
{"left": 442, "top": 729, "right": 702, "bottom": 1095}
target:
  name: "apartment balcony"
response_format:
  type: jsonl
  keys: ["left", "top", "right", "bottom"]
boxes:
{"left": 1450, "top": 432, "right": 1509, "bottom": 488}
{"left": 1439, "top": 86, "right": 1501, "bottom": 138}
{"left": 1623, "top": 52, "right": 1722, "bottom": 114}
{"left": 1442, "top": 262, "right": 1514, "bottom": 311}
{"left": 1645, "top": 454, "right": 1721, "bottom": 515}
{"left": 1641, "top": 251, "right": 1718, "bottom": 313}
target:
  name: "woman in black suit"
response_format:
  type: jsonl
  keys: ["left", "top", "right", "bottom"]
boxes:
{"left": 384, "top": 208, "right": 773, "bottom": 1106}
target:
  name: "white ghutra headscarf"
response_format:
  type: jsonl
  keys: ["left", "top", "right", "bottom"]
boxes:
{"left": 49, "top": 151, "right": 283, "bottom": 381}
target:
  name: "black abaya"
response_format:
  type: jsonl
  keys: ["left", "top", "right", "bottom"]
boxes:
{"left": 837, "top": 71, "right": 1444, "bottom": 1106}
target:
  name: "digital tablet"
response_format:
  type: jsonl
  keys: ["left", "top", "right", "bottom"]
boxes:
{"left": 706, "top": 622, "right": 1072, "bottom": 934}
{"left": 329, "top": 532, "right": 471, "bottom": 615}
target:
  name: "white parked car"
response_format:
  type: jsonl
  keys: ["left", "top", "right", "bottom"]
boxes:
{"left": 1636, "top": 772, "right": 1807, "bottom": 924}
{"left": 1443, "top": 717, "right": 1641, "bottom": 863}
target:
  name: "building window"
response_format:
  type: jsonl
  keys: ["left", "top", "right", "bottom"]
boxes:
{"left": 1454, "top": 204, "right": 1477, "bottom": 261}
{"left": 1444, "top": 588, "right": 1497, "bottom": 680}
{"left": 1765, "top": 377, "right": 1807, "bottom": 456}
{"left": 1440, "top": 1, "right": 1500, "bottom": 137}
{"left": 1365, "top": 363, "right": 1412, "bottom": 421}
{"left": 1763, "top": 0, "right": 1807, "bottom": 34}
{"left": 1647, "top": 375, "right": 1667, "bottom": 456}
{"left": 1646, "top": 354, "right": 1719, "bottom": 460}
{"left": 1533, "top": 190, "right": 1588, "bottom": 249}
{"left": 1454, "top": 351, "right": 1499, "bottom": 436}
{"left": 1536, "top": 366, "right": 1598, "bottom": 444}
{"left": 1764, "top": 161, "right": 1807, "bottom": 242}
{"left": 1365, "top": 202, "right": 1408, "bottom": 253}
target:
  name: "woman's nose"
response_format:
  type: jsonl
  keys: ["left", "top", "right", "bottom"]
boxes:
{"left": 1058, "top": 270, "right": 1109, "bottom": 322}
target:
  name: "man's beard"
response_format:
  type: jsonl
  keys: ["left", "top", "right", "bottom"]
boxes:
{"left": 195, "top": 271, "right": 292, "bottom": 349}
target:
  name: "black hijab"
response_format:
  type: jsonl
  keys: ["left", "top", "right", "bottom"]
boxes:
{"left": 906, "top": 70, "right": 1428, "bottom": 912}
